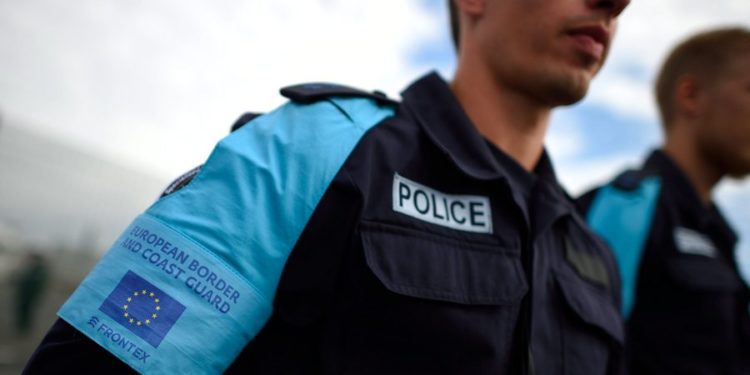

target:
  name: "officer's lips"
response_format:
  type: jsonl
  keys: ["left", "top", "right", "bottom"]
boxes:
{"left": 566, "top": 25, "right": 609, "bottom": 61}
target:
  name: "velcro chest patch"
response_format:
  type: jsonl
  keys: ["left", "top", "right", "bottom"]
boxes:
{"left": 674, "top": 227, "right": 717, "bottom": 258}
{"left": 392, "top": 173, "right": 492, "bottom": 234}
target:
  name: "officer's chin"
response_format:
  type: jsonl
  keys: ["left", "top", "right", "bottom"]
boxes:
{"left": 548, "top": 81, "right": 590, "bottom": 107}
{"left": 717, "top": 151, "right": 750, "bottom": 179}
{"left": 726, "top": 166, "right": 750, "bottom": 180}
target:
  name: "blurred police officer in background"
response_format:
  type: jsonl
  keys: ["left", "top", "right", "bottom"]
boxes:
{"left": 26, "top": 0, "right": 630, "bottom": 373}
{"left": 580, "top": 28, "right": 750, "bottom": 375}
{"left": 14, "top": 252, "right": 49, "bottom": 335}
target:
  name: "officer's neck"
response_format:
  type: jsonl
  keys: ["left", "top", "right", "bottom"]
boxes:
{"left": 451, "top": 65, "right": 550, "bottom": 172}
{"left": 663, "top": 131, "right": 723, "bottom": 206}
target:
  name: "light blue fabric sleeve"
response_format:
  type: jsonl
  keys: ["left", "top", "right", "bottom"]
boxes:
{"left": 586, "top": 177, "right": 661, "bottom": 319}
{"left": 57, "top": 97, "right": 395, "bottom": 374}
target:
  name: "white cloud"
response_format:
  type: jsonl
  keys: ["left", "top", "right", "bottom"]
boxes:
{"left": 555, "top": 153, "right": 645, "bottom": 196}
{"left": 0, "top": 0, "right": 448, "bottom": 177}
{"left": 715, "top": 179, "right": 750, "bottom": 281}
{"left": 2, "top": 0, "right": 747, "bottom": 178}
{"left": 587, "top": 0, "right": 750, "bottom": 121}
{"left": 546, "top": 112, "right": 587, "bottom": 161}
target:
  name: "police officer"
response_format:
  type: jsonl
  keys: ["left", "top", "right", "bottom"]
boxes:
{"left": 25, "top": 0, "right": 630, "bottom": 373}
{"left": 579, "top": 28, "right": 750, "bottom": 374}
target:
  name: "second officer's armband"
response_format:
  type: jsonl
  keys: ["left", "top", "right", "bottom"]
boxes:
{"left": 586, "top": 171, "right": 661, "bottom": 318}
{"left": 58, "top": 87, "right": 396, "bottom": 374}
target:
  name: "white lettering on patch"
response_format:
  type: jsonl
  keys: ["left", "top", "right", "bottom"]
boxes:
{"left": 674, "top": 227, "right": 717, "bottom": 258}
{"left": 392, "top": 173, "right": 492, "bottom": 234}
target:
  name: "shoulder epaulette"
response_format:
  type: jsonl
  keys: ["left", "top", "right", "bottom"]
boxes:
{"left": 280, "top": 83, "right": 399, "bottom": 105}
{"left": 230, "top": 112, "right": 263, "bottom": 132}
{"left": 612, "top": 169, "right": 649, "bottom": 191}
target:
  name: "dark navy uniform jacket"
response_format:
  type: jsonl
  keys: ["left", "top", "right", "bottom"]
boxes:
{"left": 25, "top": 73, "right": 623, "bottom": 374}
{"left": 580, "top": 151, "right": 750, "bottom": 375}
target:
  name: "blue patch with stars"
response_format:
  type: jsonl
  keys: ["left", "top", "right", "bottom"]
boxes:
{"left": 100, "top": 271, "right": 185, "bottom": 347}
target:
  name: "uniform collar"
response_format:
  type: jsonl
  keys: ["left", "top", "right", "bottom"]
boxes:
{"left": 401, "top": 72, "right": 566, "bottom": 188}
{"left": 530, "top": 151, "right": 578, "bottom": 234}
{"left": 644, "top": 150, "right": 738, "bottom": 246}
{"left": 401, "top": 72, "right": 509, "bottom": 181}
{"left": 400, "top": 72, "right": 575, "bottom": 227}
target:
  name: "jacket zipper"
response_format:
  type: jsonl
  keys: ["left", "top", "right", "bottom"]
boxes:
{"left": 518, "top": 226, "right": 534, "bottom": 375}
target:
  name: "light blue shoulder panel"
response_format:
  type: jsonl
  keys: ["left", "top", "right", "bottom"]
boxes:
{"left": 586, "top": 177, "right": 661, "bottom": 319}
{"left": 58, "top": 97, "right": 395, "bottom": 374}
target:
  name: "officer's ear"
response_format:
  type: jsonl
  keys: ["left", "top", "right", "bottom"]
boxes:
{"left": 455, "top": 0, "right": 485, "bottom": 17}
{"left": 674, "top": 75, "right": 704, "bottom": 119}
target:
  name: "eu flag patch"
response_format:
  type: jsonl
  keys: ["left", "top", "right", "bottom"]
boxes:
{"left": 100, "top": 270, "right": 186, "bottom": 348}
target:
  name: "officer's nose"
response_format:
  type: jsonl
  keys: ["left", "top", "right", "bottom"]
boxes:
{"left": 587, "top": 0, "right": 631, "bottom": 17}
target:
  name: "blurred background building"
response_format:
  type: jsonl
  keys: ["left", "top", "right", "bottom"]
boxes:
{"left": 0, "top": 121, "right": 166, "bottom": 373}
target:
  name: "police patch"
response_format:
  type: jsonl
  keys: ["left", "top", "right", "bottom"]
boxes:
{"left": 392, "top": 173, "right": 492, "bottom": 233}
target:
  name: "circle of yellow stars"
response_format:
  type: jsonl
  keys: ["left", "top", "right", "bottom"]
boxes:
{"left": 122, "top": 289, "right": 160, "bottom": 327}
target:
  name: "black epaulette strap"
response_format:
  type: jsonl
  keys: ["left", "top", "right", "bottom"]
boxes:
{"left": 612, "top": 169, "right": 650, "bottom": 191}
{"left": 231, "top": 112, "right": 263, "bottom": 132}
{"left": 280, "top": 83, "right": 398, "bottom": 105}
{"left": 160, "top": 165, "right": 202, "bottom": 198}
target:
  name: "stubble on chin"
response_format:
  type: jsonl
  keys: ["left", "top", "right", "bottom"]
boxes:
{"left": 551, "top": 49, "right": 606, "bottom": 105}
{"left": 699, "top": 138, "right": 750, "bottom": 179}
{"left": 535, "top": 67, "right": 593, "bottom": 107}
{"left": 550, "top": 76, "right": 590, "bottom": 105}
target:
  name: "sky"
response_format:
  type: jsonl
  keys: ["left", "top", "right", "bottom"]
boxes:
{"left": 0, "top": 0, "right": 749, "bottom": 276}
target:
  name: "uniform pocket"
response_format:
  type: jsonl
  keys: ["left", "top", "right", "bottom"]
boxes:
{"left": 666, "top": 256, "right": 744, "bottom": 292}
{"left": 555, "top": 270, "right": 623, "bottom": 375}
{"left": 351, "top": 222, "right": 528, "bottom": 373}
{"left": 361, "top": 222, "right": 528, "bottom": 305}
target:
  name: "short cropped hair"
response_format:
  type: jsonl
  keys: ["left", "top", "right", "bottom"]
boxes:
{"left": 448, "top": 0, "right": 459, "bottom": 51}
{"left": 655, "top": 27, "right": 750, "bottom": 127}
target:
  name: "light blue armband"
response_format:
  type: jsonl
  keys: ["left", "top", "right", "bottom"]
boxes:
{"left": 58, "top": 97, "right": 395, "bottom": 374}
{"left": 586, "top": 177, "right": 661, "bottom": 318}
